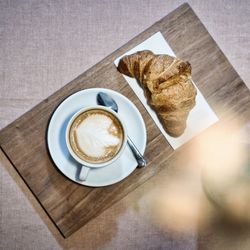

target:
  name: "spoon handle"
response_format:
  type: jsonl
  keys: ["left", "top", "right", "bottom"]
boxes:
{"left": 127, "top": 136, "right": 147, "bottom": 168}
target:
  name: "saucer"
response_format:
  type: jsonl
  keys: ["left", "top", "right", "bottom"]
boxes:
{"left": 47, "top": 88, "right": 147, "bottom": 187}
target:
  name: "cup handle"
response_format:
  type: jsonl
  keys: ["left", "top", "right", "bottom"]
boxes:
{"left": 79, "top": 166, "right": 90, "bottom": 181}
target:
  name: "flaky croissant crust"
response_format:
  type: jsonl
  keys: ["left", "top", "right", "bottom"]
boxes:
{"left": 118, "top": 50, "right": 197, "bottom": 137}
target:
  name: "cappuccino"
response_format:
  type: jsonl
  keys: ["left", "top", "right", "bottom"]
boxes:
{"left": 69, "top": 109, "right": 124, "bottom": 164}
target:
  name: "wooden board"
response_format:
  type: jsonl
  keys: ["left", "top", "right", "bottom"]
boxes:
{"left": 0, "top": 3, "right": 249, "bottom": 238}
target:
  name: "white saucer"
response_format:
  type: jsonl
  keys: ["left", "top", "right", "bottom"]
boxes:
{"left": 47, "top": 88, "right": 147, "bottom": 187}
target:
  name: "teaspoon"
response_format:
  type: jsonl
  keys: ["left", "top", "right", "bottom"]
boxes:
{"left": 97, "top": 92, "right": 147, "bottom": 168}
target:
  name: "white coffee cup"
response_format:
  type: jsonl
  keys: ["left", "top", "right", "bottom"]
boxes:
{"left": 65, "top": 105, "right": 127, "bottom": 181}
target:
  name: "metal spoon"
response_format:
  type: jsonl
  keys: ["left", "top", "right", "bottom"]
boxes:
{"left": 97, "top": 92, "right": 147, "bottom": 168}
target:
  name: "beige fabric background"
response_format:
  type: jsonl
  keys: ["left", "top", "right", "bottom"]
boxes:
{"left": 0, "top": 1, "right": 249, "bottom": 249}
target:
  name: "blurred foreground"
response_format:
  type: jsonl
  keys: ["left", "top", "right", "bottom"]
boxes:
{"left": 145, "top": 119, "right": 250, "bottom": 249}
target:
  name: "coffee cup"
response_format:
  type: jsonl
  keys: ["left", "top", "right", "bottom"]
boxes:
{"left": 65, "top": 106, "right": 127, "bottom": 181}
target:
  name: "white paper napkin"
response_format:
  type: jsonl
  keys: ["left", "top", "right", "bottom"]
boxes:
{"left": 114, "top": 32, "right": 219, "bottom": 149}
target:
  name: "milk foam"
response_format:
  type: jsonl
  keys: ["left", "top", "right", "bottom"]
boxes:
{"left": 75, "top": 114, "right": 121, "bottom": 158}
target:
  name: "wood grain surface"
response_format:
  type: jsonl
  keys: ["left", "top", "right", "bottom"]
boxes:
{"left": 0, "top": 3, "right": 249, "bottom": 238}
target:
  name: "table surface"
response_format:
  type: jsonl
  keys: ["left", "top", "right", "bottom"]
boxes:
{"left": 1, "top": 0, "right": 250, "bottom": 249}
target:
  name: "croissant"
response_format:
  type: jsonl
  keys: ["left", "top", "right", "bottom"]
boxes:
{"left": 117, "top": 50, "right": 197, "bottom": 137}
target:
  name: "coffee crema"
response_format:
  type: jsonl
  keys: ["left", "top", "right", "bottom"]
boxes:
{"left": 69, "top": 109, "right": 124, "bottom": 164}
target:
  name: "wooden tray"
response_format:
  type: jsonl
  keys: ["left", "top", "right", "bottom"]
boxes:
{"left": 0, "top": 3, "right": 249, "bottom": 238}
